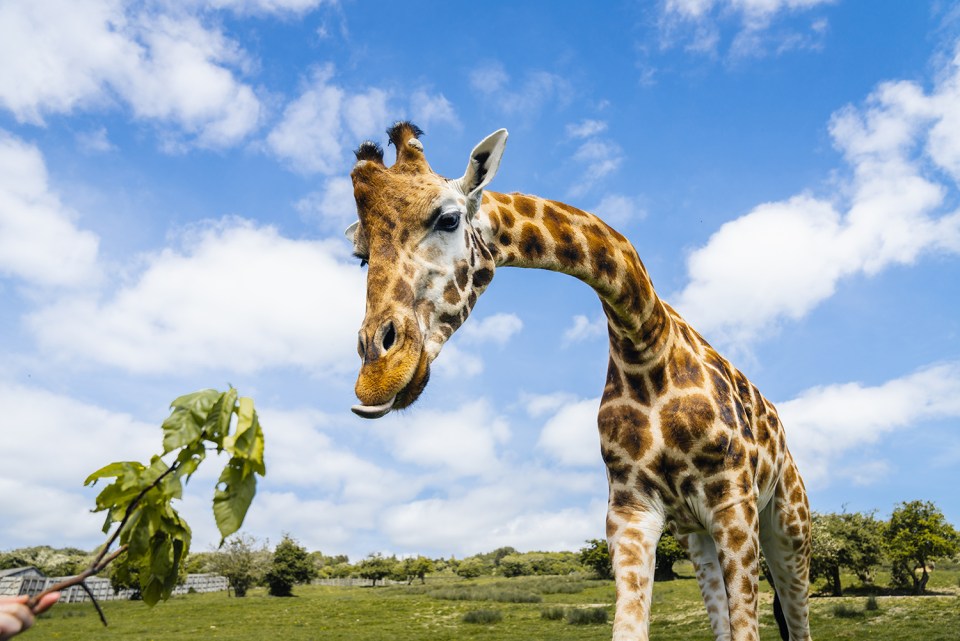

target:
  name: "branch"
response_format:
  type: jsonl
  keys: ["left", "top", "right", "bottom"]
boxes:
{"left": 26, "top": 459, "right": 180, "bottom": 621}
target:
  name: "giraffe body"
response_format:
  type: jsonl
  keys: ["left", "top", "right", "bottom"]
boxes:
{"left": 347, "top": 122, "right": 812, "bottom": 641}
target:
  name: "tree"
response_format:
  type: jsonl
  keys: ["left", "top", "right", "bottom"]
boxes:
{"left": 454, "top": 557, "right": 487, "bottom": 579}
{"left": 265, "top": 535, "right": 317, "bottom": 596}
{"left": 498, "top": 554, "right": 533, "bottom": 577}
{"left": 655, "top": 532, "right": 685, "bottom": 582}
{"left": 579, "top": 539, "right": 613, "bottom": 580}
{"left": 885, "top": 500, "right": 960, "bottom": 594}
{"left": 809, "top": 511, "right": 885, "bottom": 595}
{"left": 400, "top": 556, "right": 435, "bottom": 584}
{"left": 208, "top": 534, "right": 270, "bottom": 597}
{"left": 355, "top": 553, "right": 399, "bottom": 586}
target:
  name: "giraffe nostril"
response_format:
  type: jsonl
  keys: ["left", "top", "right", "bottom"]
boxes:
{"left": 358, "top": 333, "right": 366, "bottom": 358}
{"left": 381, "top": 321, "right": 396, "bottom": 353}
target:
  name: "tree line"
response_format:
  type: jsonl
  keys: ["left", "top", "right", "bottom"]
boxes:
{"left": 4, "top": 500, "right": 956, "bottom": 599}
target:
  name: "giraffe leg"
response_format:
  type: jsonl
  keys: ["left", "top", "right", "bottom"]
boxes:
{"left": 758, "top": 463, "right": 812, "bottom": 640}
{"left": 711, "top": 502, "right": 761, "bottom": 641}
{"left": 676, "top": 531, "right": 732, "bottom": 641}
{"left": 606, "top": 503, "right": 664, "bottom": 641}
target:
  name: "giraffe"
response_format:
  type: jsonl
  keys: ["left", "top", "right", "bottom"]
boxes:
{"left": 346, "top": 121, "right": 812, "bottom": 641}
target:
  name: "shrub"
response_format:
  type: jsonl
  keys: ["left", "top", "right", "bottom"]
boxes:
{"left": 541, "top": 606, "right": 566, "bottom": 620}
{"left": 865, "top": 595, "right": 879, "bottom": 611}
{"left": 265, "top": 535, "right": 317, "bottom": 597}
{"left": 566, "top": 607, "right": 609, "bottom": 625}
{"left": 462, "top": 609, "right": 502, "bottom": 624}
{"left": 831, "top": 603, "right": 862, "bottom": 618}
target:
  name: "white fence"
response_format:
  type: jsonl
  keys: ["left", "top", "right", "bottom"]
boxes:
{"left": 0, "top": 573, "right": 228, "bottom": 603}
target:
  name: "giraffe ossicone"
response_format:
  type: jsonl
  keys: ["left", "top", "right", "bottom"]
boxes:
{"left": 346, "top": 121, "right": 812, "bottom": 641}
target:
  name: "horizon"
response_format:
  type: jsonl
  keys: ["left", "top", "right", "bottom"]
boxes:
{"left": 1, "top": 0, "right": 959, "bottom": 561}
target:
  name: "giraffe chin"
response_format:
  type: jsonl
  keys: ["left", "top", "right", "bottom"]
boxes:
{"left": 351, "top": 349, "right": 431, "bottom": 419}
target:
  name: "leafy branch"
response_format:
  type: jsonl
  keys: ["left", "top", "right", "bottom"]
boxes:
{"left": 27, "top": 388, "right": 266, "bottom": 622}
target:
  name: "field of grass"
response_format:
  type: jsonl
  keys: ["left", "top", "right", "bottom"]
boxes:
{"left": 29, "top": 566, "right": 960, "bottom": 640}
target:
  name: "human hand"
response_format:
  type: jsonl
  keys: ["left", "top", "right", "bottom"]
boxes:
{"left": 0, "top": 593, "right": 60, "bottom": 640}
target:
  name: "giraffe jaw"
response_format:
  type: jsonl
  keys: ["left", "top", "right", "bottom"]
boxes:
{"left": 351, "top": 395, "right": 396, "bottom": 419}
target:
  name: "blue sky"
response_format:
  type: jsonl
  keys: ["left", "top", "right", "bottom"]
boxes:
{"left": 1, "top": 0, "right": 959, "bottom": 561}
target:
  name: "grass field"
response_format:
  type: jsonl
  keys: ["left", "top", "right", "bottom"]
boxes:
{"left": 30, "top": 565, "right": 960, "bottom": 640}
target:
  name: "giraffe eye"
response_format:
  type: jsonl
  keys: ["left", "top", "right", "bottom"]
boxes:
{"left": 435, "top": 211, "right": 461, "bottom": 232}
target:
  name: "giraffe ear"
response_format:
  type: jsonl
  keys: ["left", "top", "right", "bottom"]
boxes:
{"left": 344, "top": 220, "right": 360, "bottom": 241}
{"left": 458, "top": 128, "right": 508, "bottom": 216}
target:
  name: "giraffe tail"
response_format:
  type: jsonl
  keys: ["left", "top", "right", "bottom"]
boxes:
{"left": 773, "top": 590, "right": 789, "bottom": 641}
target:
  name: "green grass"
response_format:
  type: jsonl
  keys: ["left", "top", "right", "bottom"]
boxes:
{"left": 28, "top": 569, "right": 960, "bottom": 640}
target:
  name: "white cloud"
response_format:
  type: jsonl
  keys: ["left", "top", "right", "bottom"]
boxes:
{"left": 382, "top": 489, "right": 606, "bottom": 557}
{"left": 536, "top": 397, "right": 602, "bottom": 467}
{"left": 383, "top": 400, "right": 511, "bottom": 478}
{"left": 521, "top": 391, "right": 579, "bottom": 418}
{"left": 566, "top": 119, "right": 608, "bottom": 139}
{"left": 75, "top": 127, "right": 115, "bottom": 153}
{"left": 27, "top": 219, "right": 365, "bottom": 374}
{"left": 0, "top": 0, "right": 261, "bottom": 148}
{"left": 592, "top": 193, "right": 646, "bottom": 227}
{"left": 432, "top": 343, "right": 485, "bottom": 378}
{"left": 675, "top": 49, "right": 960, "bottom": 347}
{"left": 562, "top": 314, "right": 607, "bottom": 345}
{"left": 469, "top": 62, "right": 572, "bottom": 117}
{"left": 568, "top": 139, "right": 624, "bottom": 198}
{"left": 409, "top": 90, "right": 460, "bottom": 130}
{"left": 294, "top": 176, "right": 356, "bottom": 233}
{"left": 191, "top": 0, "right": 330, "bottom": 15}
{"left": 779, "top": 362, "right": 960, "bottom": 488}
{"left": 660, "top": 0, "right": 834, "bottom": 59}
{"left": 460, "top": 313, "right": 523, "bottom": 346}
{"left": 0, "top": 131, "right": 101, "bottom": 288}
{"left": 0, "top": 383, "right": 158, "bottom": 547}
{"left": 267, "top": 64, "right": 388, "bottom": 174}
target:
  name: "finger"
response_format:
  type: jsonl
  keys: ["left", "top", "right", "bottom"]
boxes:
{"left": 32, "top": 592, "right": 60, "bottom": 615}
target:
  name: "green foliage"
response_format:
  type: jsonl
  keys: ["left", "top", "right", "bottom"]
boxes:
{"left": 453, "top": 557, "right": 488, "bottom": 579}
{"left": 354, "top": 553, "right": 399, "bottom": 586}
{"left": 461, "top": 609, "right": 502, "bottom": 624}
{"left": 578, "top": 538, "right": 613, "bottom": 580}
{"left": 885, "top": 500, "right": 960, "bottom": 594}
{"left": 540, "top": 606, "right": 566, "bottom": 620}
{"left": 0, "top": 546, "right": 91, "bottom": 577}
{"left": 207, "top": 534, "right": 270, "bottom": 597}
{"left": 391, "top": 556, "right": 434, "bottom": 584}
{"left": 655, "top": 532, "right": 685, "bottom": 581}
{"left": 265, "top": 535, "right": 317, "bottom": 597}
{"left": 831, "top": 602, "right": 863, "bottom": 619}
{"left": 84, "top": 388, "right": 266, "bottom": 606}
{"left": 810, "top": 511, "right": 885, "bottom": 596}
{"left": 565, "top": 607, "right": 609, "bottom": 625}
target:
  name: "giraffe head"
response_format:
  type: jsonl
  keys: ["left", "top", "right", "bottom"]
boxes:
{"left": 347, "top": 122, "right": 508, "bottom": 418}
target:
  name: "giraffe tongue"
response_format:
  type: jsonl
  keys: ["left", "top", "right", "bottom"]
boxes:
{"left": 351, "top": 396, "right": 396, "bottom": 419}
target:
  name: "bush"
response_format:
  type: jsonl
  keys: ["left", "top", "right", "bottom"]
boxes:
{"left": 541, "top": 606, "right": 566, "bottom": 620}
{"left": 832, "top": 603, "right": 862, "bottom": 618}
{"left": 265, "top": 535, "right": 317, "bottom": 597}
{"left": 462, "top": 609, "right": 502, "bottom": 624}
{"left": 566, "top": 607, "right": 609, "bottom": 625}
{"left": 865, "top": 595, "right": 879, "bottom": 611}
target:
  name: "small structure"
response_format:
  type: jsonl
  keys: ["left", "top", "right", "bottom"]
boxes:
{"left": 0, "top": 567, "right": 228, "bottom": 603}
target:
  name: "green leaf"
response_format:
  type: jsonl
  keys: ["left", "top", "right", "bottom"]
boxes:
{"left": 203, "top": 388, "right": 238, "bottom": 449}
{"left": 84, "top": 461, "right": 143, "bottom": 486}
{"left": 223, "top": 397, "right": 266, "bottom": 475}
{"left": 212, "top": 458, "right": 257, "bottom": 543}
{"left": 161, "top": 409, "right": 202, "bottom": 455}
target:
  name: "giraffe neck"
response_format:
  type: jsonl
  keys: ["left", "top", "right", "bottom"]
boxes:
{"left": 480, "top": 191, "right": 672, "bottom": 360}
